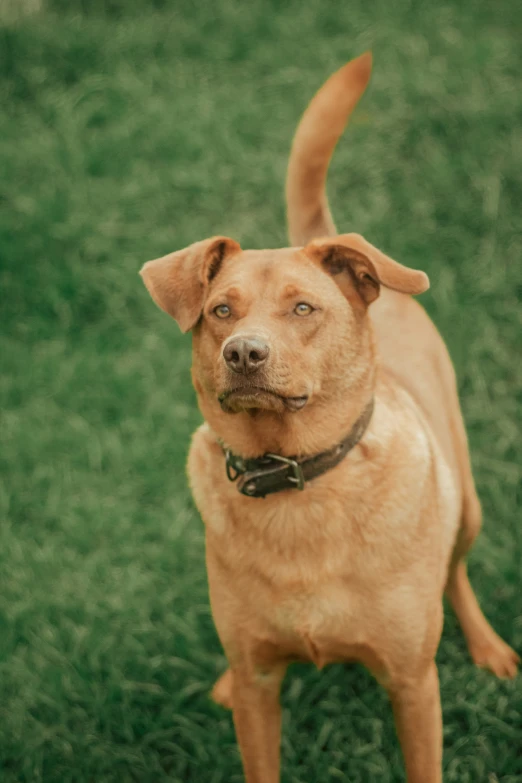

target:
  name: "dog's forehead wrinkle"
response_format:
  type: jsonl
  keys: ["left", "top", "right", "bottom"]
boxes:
{"left": 238, "top": 251, "right": 287, "bottom": 288}
{"left": 210, "top": 251, "right": 276, "bottom": 295}
{"left": 212, "top": 247, "right": 336, "bottom": 305}
{"left": 213, "top": 263, "right": 318, "bottom": 305}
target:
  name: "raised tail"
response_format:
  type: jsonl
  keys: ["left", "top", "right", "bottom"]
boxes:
{"left": 285, "top": 52, "right": 373, "bottom": 246}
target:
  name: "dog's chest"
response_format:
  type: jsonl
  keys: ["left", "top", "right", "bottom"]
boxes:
{"left": 206, "top": 486, "right": 432, "bottom": 666}
{"left": 190, "top": 418, "right": 459, "bottom": 670}
{"left": 267, "top": 574, "right": 370, "bottom": 667}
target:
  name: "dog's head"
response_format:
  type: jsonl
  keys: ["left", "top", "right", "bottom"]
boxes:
{"left": 141, "top": 234, "right": 428, "bottom": 437}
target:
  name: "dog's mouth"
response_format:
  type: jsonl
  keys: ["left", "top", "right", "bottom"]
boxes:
{"left": 218, "top": 386, "right": 309, "bottom": 414}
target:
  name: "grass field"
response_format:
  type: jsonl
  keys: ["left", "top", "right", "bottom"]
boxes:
{"left": 1, "top": 0, "right": 521, "bottom": 780}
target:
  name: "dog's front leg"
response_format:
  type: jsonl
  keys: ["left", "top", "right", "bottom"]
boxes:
{"left": 231, "top": 664, "right": 286, "bottom": 783}
{"left": 388, "top": 661, "right": 442, "bottom": 783}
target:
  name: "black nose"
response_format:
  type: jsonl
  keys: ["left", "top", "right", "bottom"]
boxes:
{"left": 223, "top": 337, "right": 270, "bottom": 375}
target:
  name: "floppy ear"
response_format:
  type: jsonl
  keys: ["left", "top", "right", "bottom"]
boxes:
{"left": 304, "top": 233, "right": 429, "bottom": 305}
{"left": 140, "top": 236, "right": 241, "bottom": 332}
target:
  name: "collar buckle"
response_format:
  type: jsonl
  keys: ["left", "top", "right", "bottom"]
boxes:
{"left": 225, "top": 449, "right": 246, "bottom": 482}
{"left": 264, "top": 453, "right": 305, "bottom": 490}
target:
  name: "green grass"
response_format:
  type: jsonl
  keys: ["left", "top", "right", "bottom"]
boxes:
{"left": 1, "top": 0, "right": 521, "bottom": 780}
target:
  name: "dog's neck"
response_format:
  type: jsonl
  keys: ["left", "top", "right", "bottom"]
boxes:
{"left": 197, "top": 363, "right": 377, "bottom": 459}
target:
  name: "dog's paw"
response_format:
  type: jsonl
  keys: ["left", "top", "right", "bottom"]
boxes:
{"left": 470, "top": 633, "right": 519, "bottom": 679}
{"left": 211, "top": 668, "right": 234, "bottom": 709}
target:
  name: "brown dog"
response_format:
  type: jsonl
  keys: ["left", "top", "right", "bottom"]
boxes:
{"left": 140, "top": 53, "right": 518, "bottom": 782}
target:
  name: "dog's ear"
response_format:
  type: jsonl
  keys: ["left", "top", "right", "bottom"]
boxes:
{"left": 140, "top": 236, "right": 241, "bottom": 332}
{"left": 304, "top": 233, "right": 429, "bottom": 305}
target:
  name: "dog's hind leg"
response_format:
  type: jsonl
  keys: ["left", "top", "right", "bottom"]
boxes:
{"left": 446, "top": 559, "right": 519, "bottom": 678}
{"left": 445, "top": 442, "right": 519, "bottom": 678}
{"left": 211, "top": 667, "right": 233, "bottom": 709}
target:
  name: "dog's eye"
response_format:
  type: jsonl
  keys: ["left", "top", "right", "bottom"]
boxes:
{"left": 294, "top": 302, "right": 314, "bottom": 316}
{"left": 213, "top": 304, "right": 231, "bottom": 319}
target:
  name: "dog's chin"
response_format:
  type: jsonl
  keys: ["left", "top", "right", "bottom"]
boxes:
{"left": 218, "top": 387, "right": 309, "bottom": 415}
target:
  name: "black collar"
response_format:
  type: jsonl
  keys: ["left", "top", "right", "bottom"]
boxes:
{"left": 220, "top": 398, "right": 374, "bottom": 498}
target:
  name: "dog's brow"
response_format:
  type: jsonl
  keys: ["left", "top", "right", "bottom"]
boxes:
{"left": 219, "top": 286, "right": 243, "bottom": 303}
{"left": 281, "top": 284, "right": 303, "bottom": 299}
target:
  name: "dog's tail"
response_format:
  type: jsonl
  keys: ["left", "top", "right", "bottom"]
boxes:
{"left": 285, "top": 52, "right": 372, "bottom": 246}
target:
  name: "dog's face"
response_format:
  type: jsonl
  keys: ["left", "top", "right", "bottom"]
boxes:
{"left": 141, "top": 234, "right": 428, "bottom": 420}
{"left": 193, "top": 246, "right": 372, "bottom": 416}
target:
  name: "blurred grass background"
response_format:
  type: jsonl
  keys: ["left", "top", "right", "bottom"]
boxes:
{"left": 1, "top": 0, "right": 521, "bottom": 781}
